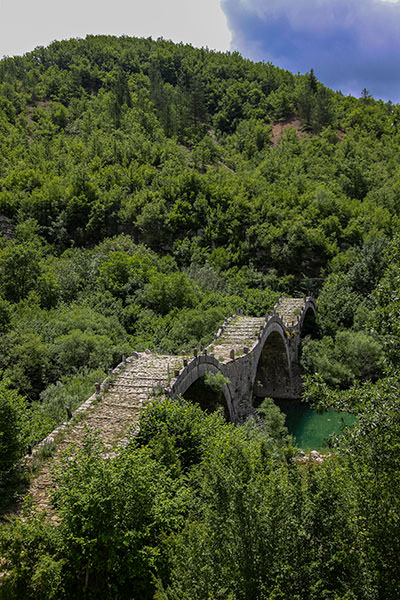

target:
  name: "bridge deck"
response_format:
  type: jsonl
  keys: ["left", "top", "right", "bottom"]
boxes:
{"left": 212, "top": 316, "right": 265, "bottom": 361}
{"left": 25, "top": 354, "right": 182, "bottom": 514}
{"left": 276, "top": 297, "right": 306, "bottom": 326}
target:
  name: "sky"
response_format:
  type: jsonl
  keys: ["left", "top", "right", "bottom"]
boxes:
{"left": 221, "top": 0, "right": 400, "bottom": 101}
{"left": 0, "top": 0, "right": 232, "bottom": 56}
{"left": 0, "top": 0, "right": 399, "bottom": 102}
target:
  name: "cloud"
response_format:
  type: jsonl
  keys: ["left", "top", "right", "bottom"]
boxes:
{"left": 0, "top": 0, "right": 231, "bottom": 58}
{"left": 221, "top": 0, "right": 400, "bottom": 101}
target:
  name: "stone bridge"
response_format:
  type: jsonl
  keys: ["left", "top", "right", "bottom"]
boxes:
{"left": 25, "top": 296, "right": 316, "bottom": 512}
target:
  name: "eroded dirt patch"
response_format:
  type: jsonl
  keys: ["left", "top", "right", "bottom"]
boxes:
{"left": 271, "top": 117, "right": 304, "bottom": 146}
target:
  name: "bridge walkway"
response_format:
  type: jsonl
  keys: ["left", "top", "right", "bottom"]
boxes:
{"left": 212, "top": 316, "right": 265, "bottom": 362}
{"left": 25, "top": 354, "right": 182, "bottom": 515}
{"left": 276, "top": 297, "right": 307, "bottom": 326}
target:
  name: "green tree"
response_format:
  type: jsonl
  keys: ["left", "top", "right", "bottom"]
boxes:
{"left": 142, "top": 272, "right": 198, "bottom": 314}
{"left": 317, "top": 272, "right": 361, "bottom": 336}
{"left": 98, "top": 251, "right": 155, "bottom": 301}
{"left": 0, "top": 242, "right": 42, "bottom": 303}
{"left": 301, "top": 330, "right": 384, "bottom": 387}
{"left": 0, "top": 380, "right": 28, "bottom": 487}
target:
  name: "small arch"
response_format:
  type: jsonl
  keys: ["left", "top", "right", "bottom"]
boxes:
{"left": 254, "top": 329, "right": 292, "bottom": 400}
{"left": 173, "top": 360, "right": 234, "bottom": 421}
{"left": 183, "top": 374, "right": 231, "bottom": 422}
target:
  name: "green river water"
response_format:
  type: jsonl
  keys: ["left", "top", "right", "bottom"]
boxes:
{"left": 274, "top": 399, "right": 356, "bottom": 451}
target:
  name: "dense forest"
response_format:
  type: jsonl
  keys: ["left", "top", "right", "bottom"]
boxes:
{"left": 1, "top": 35, "right": 400, "bottom": 598}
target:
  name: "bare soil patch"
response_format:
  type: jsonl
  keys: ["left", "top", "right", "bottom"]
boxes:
{"left": 271, "top": 117, "right": 304, "bottom": 147}
{"left": 270, "top": 117, "right": 346, "bottom": 147}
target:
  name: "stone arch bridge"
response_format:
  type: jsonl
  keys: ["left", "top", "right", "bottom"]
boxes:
{"left": 26, "top": 296, "right": 316, "bottom": 512}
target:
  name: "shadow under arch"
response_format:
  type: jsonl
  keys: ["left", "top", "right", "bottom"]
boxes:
{"left": 254, "top": 329, "right": 293, "bottom": 400}
{"left": 173, "top": 360, "right": 234, "bottom": 422}
{"left": 300, "top": 304, "right": 318, "bottom": 339}
{"left": 183, "top": 375, "right": 231, "bottom": 422}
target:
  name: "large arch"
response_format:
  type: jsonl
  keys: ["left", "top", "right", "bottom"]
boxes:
{"left": 253, "top": 327, "right": 293, "bottom": 400}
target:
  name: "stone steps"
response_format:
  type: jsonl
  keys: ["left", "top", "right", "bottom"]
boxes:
{"left": 216, "top": 336, "right": 257, "bottom": 342}
{"left": 110, "top": 384, "right": 156, "bottom": 392}
{"left": 213, "top": 316, "right": 265, "bottom": 355}
{"left": 277, "top": 298, "right": 305, "bottom": 326}
{"left": 114, "top": 375, "right": 166, "bottom": 382}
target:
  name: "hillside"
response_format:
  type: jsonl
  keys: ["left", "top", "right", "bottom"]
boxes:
{"left": 1, "top": 35, "right": 400, "bottom": 599}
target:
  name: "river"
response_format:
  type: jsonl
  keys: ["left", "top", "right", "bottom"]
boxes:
{"left": 274, "top": 399, "right": 356, "bottom": 451}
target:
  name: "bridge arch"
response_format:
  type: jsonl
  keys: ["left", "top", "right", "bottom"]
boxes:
{"left": 171, "top": 357, "right": 235, "bottom": 421}
{"left": 253, "top": 321, "right": 292, "bottom": 400}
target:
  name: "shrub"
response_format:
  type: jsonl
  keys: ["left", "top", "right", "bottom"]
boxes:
{"left": 0, "top": 379, "right": 28, "bottom": 486}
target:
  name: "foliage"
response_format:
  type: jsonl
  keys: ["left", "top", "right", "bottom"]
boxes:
{"left": 51, "top": 433, "right": 188, "bottom": 599}
{"left": 253, "top": 397, "right": 292, "bottom": 447}
{"left": 304, "top": 374, "right": 400, "bottom": 598}
{"left": 0, "top": 398, "right": 374, "bottom": 599}
{"left": 203, "top": 371, "right": 230, "bottom": 393}
{"left": 135, "top": 396, "right": 228, "bottom": 471}
{"left": 0, "top": 509, "right": 64, "bottom": 600}
{"left": 0, "top": 380, "right": 28, "bottom": 486}
{"left": 316, "top": 272, "right": 361, "bottom": 337}
{"left": 301, "top": 330, "right": 384, "bottom": 387}
{"left": 370, "top": 236, "right": 400, "bottom": 370}
{"left": 1, "top": 33, "right": 400, "bottom": 599}
{"left": 28, "top": 368, "right": 106, "bottom": 445}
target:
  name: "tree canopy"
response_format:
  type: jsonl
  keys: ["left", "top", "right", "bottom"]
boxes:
{"left": 1, "top": 34, "right": 400, "bottom": 599}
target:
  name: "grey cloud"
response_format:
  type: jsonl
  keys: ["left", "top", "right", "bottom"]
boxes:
{"left": 221, "top": 0, "right": 400, "bottom": 100}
